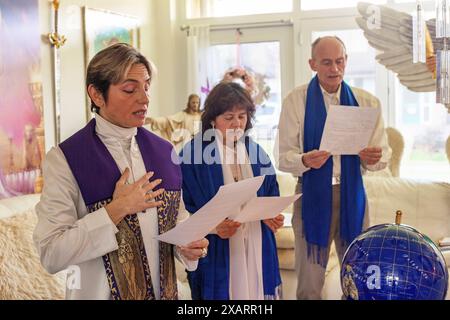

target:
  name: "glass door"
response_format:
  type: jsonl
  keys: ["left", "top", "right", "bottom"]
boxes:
{"left": 209, "top": 25, "right": 294, "bottom": 160}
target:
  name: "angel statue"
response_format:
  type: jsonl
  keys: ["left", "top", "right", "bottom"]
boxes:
{"left": 356, "top": 2, "right": 437, "bottom": 92}
{"left": 145, "top": 93, "right": 202, "bottom": 152}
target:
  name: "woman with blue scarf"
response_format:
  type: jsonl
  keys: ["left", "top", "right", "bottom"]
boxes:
{"left": 179, "top": 82, "right": 284, "bottom": 300}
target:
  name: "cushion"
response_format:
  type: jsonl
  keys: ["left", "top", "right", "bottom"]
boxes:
{"left": 277, "top": 248, "right": 295, "bottom": 270}
{"left": 363, "top": 177, "right": 450, "bottom": 243}
{"left": 275, "top": 227, "right": 295, "bottom": 249}
{"left": 0, "top": 194, "right": 41, "bottom": 219}
{"left": 0, "top": 209, "right": 66, "bottom": 299}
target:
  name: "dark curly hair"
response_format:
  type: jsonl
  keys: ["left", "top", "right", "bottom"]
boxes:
{"left": 201, "top": 82, "right": 255, "bottom": 133}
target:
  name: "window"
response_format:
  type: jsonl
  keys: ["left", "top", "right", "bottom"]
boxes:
{"left": 186, "top": 0, "right": 292, "bottom": 18}
{"left": 209, "top": 41, "right": 282, "bottom": 156}
{"left": 394, "top": 81, "right": 450, "bottom": 181}
{"left": 309, "top": 26, "right": 450, "bottom": 182}
{"left": 394, "top": 0, "right": 433, "bottom": 3}
{"left": 301, "top": 0, "right": 386, "bottom": 11}
{"left": 208, "top": 25, "right": 293, "bottom": 164}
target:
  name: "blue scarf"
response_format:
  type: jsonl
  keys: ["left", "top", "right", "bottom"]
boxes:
{"left": 179, "top": 135, "right": 282, "bottom": 300}
{"left": 302, "top": 76, "right": 366, "bottom": 267}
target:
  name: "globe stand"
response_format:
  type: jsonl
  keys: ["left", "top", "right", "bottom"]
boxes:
{"left": 395, "top": 210, "right": 402, "bottom": 225}
{"left": 341, "top": 210, "right": 449, "bottom": 300}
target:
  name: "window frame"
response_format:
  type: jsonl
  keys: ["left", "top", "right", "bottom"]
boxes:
{"left": 178, "top": 0, "right": 450, "bottom": 181}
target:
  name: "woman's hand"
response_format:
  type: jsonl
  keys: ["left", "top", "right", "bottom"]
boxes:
{"left": 105, "top": 168, "right": 165, "bottom": 225}
{"left": 178, "top": 238, "right": 209, "bottom": 261}
{"left": 263, "top": 214, "right": 285, "bottom": 233}
{"left": 216, "top": 219, "right": 241, "bottom": 239}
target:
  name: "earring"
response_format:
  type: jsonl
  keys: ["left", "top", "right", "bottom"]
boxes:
{"left": 210, "top": 122, "right": 217, "bottom": 140}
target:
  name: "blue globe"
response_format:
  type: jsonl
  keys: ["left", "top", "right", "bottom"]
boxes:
{"left": 341, "top": 222, "right": 448, "bottom": 300}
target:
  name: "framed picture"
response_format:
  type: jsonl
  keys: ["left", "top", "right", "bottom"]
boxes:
{"left": 0, "top": 0, "right": 46, "bottom": 199}
{"left": 83, "top": 7, "right": 140, "bottom": 120}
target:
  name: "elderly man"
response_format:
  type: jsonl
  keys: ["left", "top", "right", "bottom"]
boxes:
{"left": 275, "top": 36, "right": 391, "bottom": 299}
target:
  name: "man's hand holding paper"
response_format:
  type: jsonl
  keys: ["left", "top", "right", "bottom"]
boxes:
{"left": 302, "top": 150, "right": 331, "bottom": 169}
{"left": 358, "top": 147, "right": 382, "bottom": 165}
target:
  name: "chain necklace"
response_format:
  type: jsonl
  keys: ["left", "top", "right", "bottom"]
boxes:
{"left": 230, "top": 141, "right": 242, "bottom": 182}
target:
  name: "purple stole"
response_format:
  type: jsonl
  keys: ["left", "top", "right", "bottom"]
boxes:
{"left": 60, "top": 119, "right": 181, "bottom": 300}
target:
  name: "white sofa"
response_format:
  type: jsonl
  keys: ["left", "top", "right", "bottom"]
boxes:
{"left": 275, "top": 174, "right": 450, "bottom": 300}
{"left": 0, "top": 193, "right": 191, "bottom": 300}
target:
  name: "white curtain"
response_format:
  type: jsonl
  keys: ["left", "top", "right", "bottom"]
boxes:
{"left": 186, "top": 25, "right": 211, "bottom": 106}
{"left": 188, "top": 0, "right": 213, "bottom": 18}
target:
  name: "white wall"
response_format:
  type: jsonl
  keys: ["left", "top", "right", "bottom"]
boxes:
{"left": 149, "top": 0, "right": 189, "bottom": 119}
{"left": 39, "top": 0, "right": 158, "bottom": 150}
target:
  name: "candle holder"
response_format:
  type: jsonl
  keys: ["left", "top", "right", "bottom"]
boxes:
{"left": 47, "top": 0, "right": 66, "bottom": 145}
{"left": 48, "top": 0, "right": 66, "bottom": 49}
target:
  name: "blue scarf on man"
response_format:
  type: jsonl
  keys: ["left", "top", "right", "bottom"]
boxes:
{"left": 302, "top": 75, "right": 366, "bottom": 267}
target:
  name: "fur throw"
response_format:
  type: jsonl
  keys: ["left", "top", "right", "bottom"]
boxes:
{"left": 0, "top": 210, "right": 65, "bottom": 300}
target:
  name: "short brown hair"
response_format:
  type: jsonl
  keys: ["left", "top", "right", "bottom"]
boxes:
{"left": 86, "top": 43, "right": 153, "bottom": 113}
{"left": 201, "top": 82, "right": 255, "bottom": 133}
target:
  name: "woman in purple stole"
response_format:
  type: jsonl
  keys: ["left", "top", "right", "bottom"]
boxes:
{"left": 33, "top": 43, "right": 208, "bottom": 300}
{"left": 179, "top": 82, "right": 284, "bottom": 300}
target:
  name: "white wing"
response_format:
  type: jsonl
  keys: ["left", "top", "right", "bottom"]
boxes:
{"left": 356, "top": 2, "right": 435, "bottom": 92}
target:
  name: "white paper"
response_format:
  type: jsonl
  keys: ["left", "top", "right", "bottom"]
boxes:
{"left": 155, "top": 176, "right": 265, "bottom": 246}
{"left": 229, "top": 194, "right": 301, "bottom": 224}
{"left": 319, "top": 105, "right": 379, "bottom": 155}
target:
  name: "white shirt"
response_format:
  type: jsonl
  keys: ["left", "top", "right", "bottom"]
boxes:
{"left": 33, "top": 115, "right": 196, "bottom": 300}
{"left": 275, "top": 84, "right": 391, "bottom": 179}
{"left": 216, "top": 140, "right": 265, "bottom": 300}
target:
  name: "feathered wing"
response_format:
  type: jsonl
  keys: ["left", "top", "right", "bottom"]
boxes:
{"left": 356, "top": 2, "right": 435, "bottom": 92}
